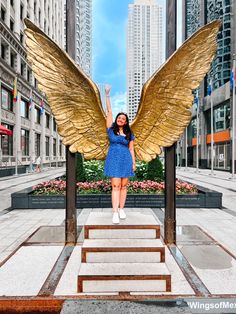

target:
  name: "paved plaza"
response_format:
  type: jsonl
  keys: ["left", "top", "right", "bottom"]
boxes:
{"left": 176, "top": 167, "right": 236, "bottom": 215}
{"left": 0, "top": 167, "right": 236, "bottom": 313}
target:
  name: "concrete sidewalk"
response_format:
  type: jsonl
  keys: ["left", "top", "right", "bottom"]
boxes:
{"left": 0, "top": 207, "right": 236, "bottom": 314}
{"left": 176, "top": 167, "right": 236, "bottom": 213}
{"left": 0, "top": 167, "right": 235, "bottom": 313}
{"left": 0, "top": 166, "right": 65, "bottom": 213}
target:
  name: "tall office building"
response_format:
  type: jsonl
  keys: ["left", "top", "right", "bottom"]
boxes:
{"left": 207, "top": 0, "right": 231, "bottom": 89}
{"left": 127, "top": 0, "right": 164, "bottom": 121}
{"left": 66, "top": 0, "right": 92, "bottom": 77}
{"left": 183, "top": 0, "right": 231, "bottom": 90}
{"left": 64, "top": 0, "right": 92, "bottom": 77}
{"left": 185, "top": 0, "right": 201, "bottom": 39}
{"left": 181, "top": 0, "right": 235, "bottom": 172}
{"left": 0, "top": 0, "right": 65, "bottom": 173}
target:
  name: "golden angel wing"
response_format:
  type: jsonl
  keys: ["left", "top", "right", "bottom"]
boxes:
{"left": 24, "top": 19, "right": 108, "bottom": 160}
{"left": 131, "top": 20, "right": 221, "bottom": 162}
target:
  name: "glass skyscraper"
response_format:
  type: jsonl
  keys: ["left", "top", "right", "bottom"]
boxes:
{"left": 184, "top": 0, "right": 232, "bottom": 91}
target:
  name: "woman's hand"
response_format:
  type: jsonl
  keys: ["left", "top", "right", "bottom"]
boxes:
{"left": 105, "top": 85, "right": 111, "bottom": 96}
{"left": 132, "top": 162, "right": 136, "bottom": 172}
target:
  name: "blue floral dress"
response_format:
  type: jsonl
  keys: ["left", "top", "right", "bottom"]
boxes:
{"left": 104, "top": 127, "right": 135, "bottom": 178}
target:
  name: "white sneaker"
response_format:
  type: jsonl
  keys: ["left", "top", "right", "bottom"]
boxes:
{"left": 112, "top": 212, "right": 120, "bottom": 224}
{"left": 119, "top": 208, "right": 126, "bottom": 219}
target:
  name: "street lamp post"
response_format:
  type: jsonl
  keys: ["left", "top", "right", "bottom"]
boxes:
{"left": 185, "top": 128, "right": 188, "bottom": 171}
{"left": 232, "top": 57, "right": 235, "bottom": 180}
{"left": 65, "top": 0, "right": 77, "bottom": 244}
{"left": 164, "top": 0, "right": 177, "bottom": 245}
{"left": 196, "top": 89, "right": 200, "bottom": 173}
{"left": 210, "top": 78, "right": 214, "bottom": 176}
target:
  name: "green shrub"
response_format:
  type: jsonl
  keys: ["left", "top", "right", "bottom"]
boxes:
{"left": 146, "top": 156, "right": 164, "bottom": 182}
{"left": 76, "top": 153, "right": 86, "bottom": 182}
{"left": 131, "top": 160, "right": 148, "bottom": 181}
{"left": 84, "top": 160, "right": 106, "bottom": 182}
{"left": 84, "top": 160, "right": 149, "bottom": 182}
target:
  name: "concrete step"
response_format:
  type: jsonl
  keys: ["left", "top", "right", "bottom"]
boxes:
{"left": 78, "top": 263, "right": 171, "bottom": 293}
{"left": 84, "top": 212, "right": 160, "bottom": 239}
{"left": 81, "top": 239, "right": 165, "bottom": 263}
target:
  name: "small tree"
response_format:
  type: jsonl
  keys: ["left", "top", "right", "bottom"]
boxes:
{"left": 76, "top": 153, "right": 86, "bottom": 182}
{"left": 146, "top": 156, "right": 164, "bottom": 182}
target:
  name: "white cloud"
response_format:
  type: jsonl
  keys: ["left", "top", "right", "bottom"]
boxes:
{"left": 110, "top": 92, "right": 127, "bottom": 119}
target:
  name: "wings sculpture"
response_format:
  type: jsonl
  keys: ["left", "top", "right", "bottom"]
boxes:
{"left": 24, "top": 19, "right": 221, "bottom": 162}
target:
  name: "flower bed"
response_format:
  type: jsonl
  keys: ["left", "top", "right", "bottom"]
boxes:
{"left": 32, "top": 179, "right": 198, "bottom": 195}
{"left": 11, "top": 178, "right": 222, "bottom": 209}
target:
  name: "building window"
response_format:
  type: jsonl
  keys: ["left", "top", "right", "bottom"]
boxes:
{"left": 20, "top": 61, "right": 26, "bottom": 76}
{"left": 224, "top": 38, "right": 231, "bottom": 45}
{"left": 59, "top": 140, "right": 62, "bottom": 156}
{"left": 35, "top": 107, "right": 41, "bottom": 124}
{"left": 53, "top": 138, "right": 56, "bottom": 156}
{"left": 1, "top": 44, "right": 6, "bottom": 60}
{"left": 45, "top": 136, "right": 50, "bottom": 156}
{"left": 214, "top": 103, "right": 230, "bottom": 132}
{"left": 20, "top": 4, "right": 24, "bottom": 20}
{"left": 205, "top": 102, "right": 230, "bottom": 133}
{"left": 10, "top": 0, "right": 14, "bottom": 6}
{"left": 1, "top": 6, "right": 6, "bottom": 21}
{"left": 20, "top": 99, "right": 29, "bottom": 119}
{"left": 27, "top": 69, "right": 30, "bottom": 82}
{"left": 45, "top": 113, "right": 50, "bottom": 128}
{"left": 10, "top": 52, "right": 15, "bottom": 69}
{"left": 20, "top": 32, "right": 24, "bottom": 43}
{"left": 1, "top": 124, "right": 13, "bottom": 156}
{"left": 21, "top": 129, "right": 29, "bottom": 156}
{"left": 10, "top": 19, "right": 14, "bottom": 31}
{"left": 53, "top": 118, "right": 56, "bottom": 131}
{"left": 1, "top": 87, "right": 13, "bottom": 111}
{"left": 35, "top": 133, "right": 40, "bottom": 157}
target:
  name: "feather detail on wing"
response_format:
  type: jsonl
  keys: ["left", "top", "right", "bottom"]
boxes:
{"left": 24, "top": 18, "right": 108, "bottom": 160}
{"left": 131, "top": 20, "right": 221, "bottom": 162}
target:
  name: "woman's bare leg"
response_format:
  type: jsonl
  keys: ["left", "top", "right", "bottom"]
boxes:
{"left": 111, "top": 178, "right": 121, "bottom": 212}
{"left": 119, "top": 178, "right": 129, "bottom": 209}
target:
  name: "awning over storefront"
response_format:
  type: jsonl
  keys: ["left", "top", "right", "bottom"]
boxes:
{"left": 0, "top": 125, "right": 13, "bottom": 136}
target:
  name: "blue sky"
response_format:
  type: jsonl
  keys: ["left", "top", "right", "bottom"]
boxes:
{"left": 92, "top": 0, "right": 181, "bottom": 117}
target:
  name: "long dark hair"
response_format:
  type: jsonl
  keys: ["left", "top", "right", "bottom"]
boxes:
{"left": 112, "top": 112, "right": 133, "bottom": 141}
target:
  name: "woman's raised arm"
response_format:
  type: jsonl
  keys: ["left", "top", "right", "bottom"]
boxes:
{"left": 105, "top": 85, "right": 113, "bottom": 128}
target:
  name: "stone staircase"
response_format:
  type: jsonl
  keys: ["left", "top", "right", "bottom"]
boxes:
{"left": 77, "top": 212, "right": 171, "bottom": 293}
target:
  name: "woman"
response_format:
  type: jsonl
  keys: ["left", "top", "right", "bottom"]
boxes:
{"left": 36, "top": 156, "right": 42, "bottom": 173}
{"left": 104, "top": 86, "right": 136, "bottom": 224}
